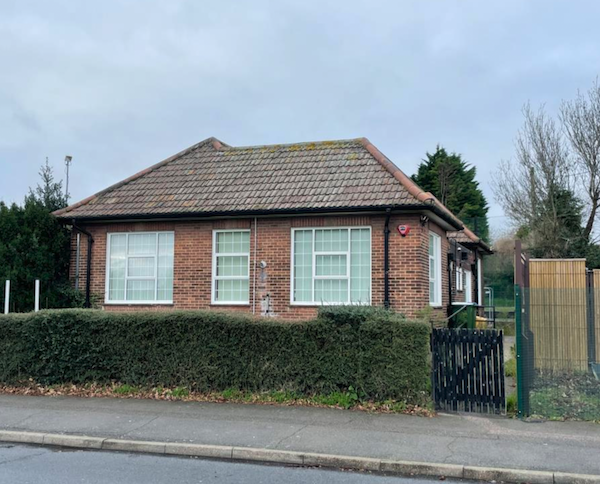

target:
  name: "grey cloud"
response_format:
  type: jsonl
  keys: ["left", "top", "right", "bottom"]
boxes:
{"left": 1, "top": 0, "right": 600, "bottom": 230}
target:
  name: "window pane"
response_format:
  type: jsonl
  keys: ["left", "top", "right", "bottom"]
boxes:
{"left": 126, "top": 279, "right": 155, "bottom": 301}
{"left": 128, "top": 233, "right": 157, "bottom": 255}
{"left": 110, "top": 234, "right": 127, "bottom": 255}
{"left": 157, "top": 256, "right": 173, "bottom": 301}
{"left": 464, "top": 270, "right": 472, "bottom": 303}
{"left": 315, "top": 279, "right": 348, "bottom": 303}
{"left": 315, "top": 254, "right": 347, "bottom": 276}
{"left": 293, "top": 230, "right": 313, "bottom": 302}
{"left": 216, "top": 279, "right": 249, "bottom": 302}
{"left": 217, "top": 255, "right": 248, "bottom": 277}
{"left": 158, "top": 233, "right": 174, "bottom": 254}
{"left": 108, "top": 235, "right": 126, "bottom": 301}
{"left": 350, "top": 228, "right": 371, "bottom": 303}
{"left": 217, "top": 231, "right": 249, "bottom": 254}
{"left": 315, "top": 229, "right": 348, "bottom": 252}
{"left": 157, "top": 233, "right": 174, "bottom": 301}
{"left": 157, "top": 275, "right": 173, "bottom": 301}
{"left": 128, "top": 257, "right": 155, "bottom": 277}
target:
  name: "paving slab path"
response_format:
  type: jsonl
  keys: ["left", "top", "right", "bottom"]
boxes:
{"left": 0, "top": 394, "right": 598, "bottom": 475}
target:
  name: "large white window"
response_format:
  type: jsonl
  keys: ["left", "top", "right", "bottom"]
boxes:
{"left": 106, "top": 232, "right": 174, "bottom": 304}
{"left": 429, "top": 232, "right": 442, "bottom": 306}
{"left": 212, "top": 230, "right": 250, "bottom": 304}
{"left": 292, "top": 227, "right": 371, "bottom": 305}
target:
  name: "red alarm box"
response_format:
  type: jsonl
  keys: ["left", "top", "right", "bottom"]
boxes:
{"left": 397, "top": 225, "right": 410, "bottom": 236}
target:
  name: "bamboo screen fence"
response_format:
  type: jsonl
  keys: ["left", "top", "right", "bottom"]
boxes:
{"left": 529, "top": 259, "right": 589, "bottom": 371}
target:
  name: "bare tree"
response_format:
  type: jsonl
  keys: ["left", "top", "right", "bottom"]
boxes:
{"left": 493, "top": 104, "right": 579, "bottom": 257}
{"left": 560, "top": 79, "right": 600, "bottom": 240}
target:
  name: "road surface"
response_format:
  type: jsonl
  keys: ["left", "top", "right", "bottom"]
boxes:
{"left": 0, "top": 443, "right": 459, "bottom": 484}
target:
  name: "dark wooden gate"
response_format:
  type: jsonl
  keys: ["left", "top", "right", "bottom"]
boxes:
{"left": 432, "top": 328, "right": 506, "bottom": 413}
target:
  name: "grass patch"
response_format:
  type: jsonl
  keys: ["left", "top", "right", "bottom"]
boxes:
{"left": 506, "top": 393, "right": 517, "bottom": 416}
{"left": 497, "top": 321, "right": 515, "bottom": 336}
{"left": 505, "top": 345, "right": 516, "bottom": 378}
{"left": 0, "top": 382, "right": 433, "bottom": 416}
{"left": 312, "top": 387, "right": 359, "bottom": 409}
{"left": 167, "top": 387, "right": 189, "bottom": 398}
{"left": 113, "top": 384, "right": 137, "bottom": 395}
{"left": 530, "top": 371, "right": 600, "bottom": 421}
{"left": 505, "top": 358, "right": 516, "bottom": 378}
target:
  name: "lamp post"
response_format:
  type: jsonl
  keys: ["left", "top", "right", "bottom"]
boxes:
{"left": 65, "top": 155, "right": 73, "bottom": 200}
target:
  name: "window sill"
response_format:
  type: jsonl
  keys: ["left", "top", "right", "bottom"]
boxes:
{"left": 210, "top": 302, "right": 251, "bottom": 306}
{"left": 104, "top": 301, "right": 174, "bottom": 306}
{"left": 290, "top": 302, "right": 372, "bottom": 307}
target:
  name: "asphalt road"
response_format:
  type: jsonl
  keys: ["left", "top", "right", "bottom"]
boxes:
{"left": 0, "top": 444, "right": 455, "bottom": 484}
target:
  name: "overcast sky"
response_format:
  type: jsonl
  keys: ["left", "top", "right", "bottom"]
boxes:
{"left": 2, "top": 0, "right": 600, "bottom": 234}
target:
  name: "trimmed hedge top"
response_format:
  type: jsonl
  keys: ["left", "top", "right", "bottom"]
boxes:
{"left": 0, "top": 306, "right": 431, "bottom": 404}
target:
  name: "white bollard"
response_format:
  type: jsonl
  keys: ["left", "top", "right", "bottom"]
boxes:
{"left": 3, "top": 280, "right": 9, "bottom": 314}
{"left": 34, "top": 279, "right": 40, "bottom": 312}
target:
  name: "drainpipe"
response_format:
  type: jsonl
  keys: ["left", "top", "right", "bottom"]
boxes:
{"left": 447, "top": 251, "right": 453, "bottom": 319}
{"left": 252, "top": 217, "right": 258, "bottom": 315}
{"left": 384, "top": 209, "right": 391, "bottom": 309}
{"left": 71, "top": 220, "right": 94, "bottom": 308}
{"left": 74, "top": 233, "right": 81, "bottom": 290}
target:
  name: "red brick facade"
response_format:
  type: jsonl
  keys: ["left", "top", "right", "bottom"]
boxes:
{"left": 71, "top": 214, "right": 451, "bottom": 319}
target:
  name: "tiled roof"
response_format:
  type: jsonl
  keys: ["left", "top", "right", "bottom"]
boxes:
{"left": 448, "top": 228, "right": 493, "bottom": 254}
{"left": 53, "top": 137, "right": 462, "bottom": 228}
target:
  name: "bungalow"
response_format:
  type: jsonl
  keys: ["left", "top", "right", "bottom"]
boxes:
{"left": 53, "top": 137, "right": 488, "bottom": 320}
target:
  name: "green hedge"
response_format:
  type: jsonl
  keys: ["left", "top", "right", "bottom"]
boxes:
{"left": 0, "top": 306, "right": 431, "bottom": 404}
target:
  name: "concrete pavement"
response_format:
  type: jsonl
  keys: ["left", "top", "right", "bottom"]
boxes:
{"left": 0, "top": 394, "right": 599, "bottom": 476}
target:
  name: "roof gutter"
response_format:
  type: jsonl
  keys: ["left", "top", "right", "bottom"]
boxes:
{"left": 56, "top": 204, "right": 462, "bottom": 230}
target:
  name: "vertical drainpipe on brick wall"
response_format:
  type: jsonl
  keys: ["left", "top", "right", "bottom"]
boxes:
{"left": 384, "top": 209, "right": 391, "bottom": 309}
{"left": 71, "top": 220, "right": 94, "bottom": 309}
{"left": 74, "top": 233, "right": 81, "bottom": 290}
{"left": 252, "top": 217, "right": 258, "bottom": 314}
{"left": 447, "top": 247, "right": 453, "bottom": 318}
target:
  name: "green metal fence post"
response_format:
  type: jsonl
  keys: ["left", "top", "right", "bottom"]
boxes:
{"left": 515, "top": 283, "right": 526, "bottom": 418}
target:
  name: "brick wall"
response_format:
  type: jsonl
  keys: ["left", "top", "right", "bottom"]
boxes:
{"left": 71, "top": 214, "right": 451, "bottom": 319}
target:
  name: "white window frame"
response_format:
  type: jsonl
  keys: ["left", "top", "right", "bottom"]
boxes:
{"left": 429, "top": 232, "right": 442, "bottom": 307}
{"left": 104, "top": 231, "right": 174, "bottom": 305}
{"left": 464, "top": 268, "right": 473, "bottom": 303}
{"left": 477, "top": 255, "right": 483, "bottom": 306}
{"left": 456, "top": 265, "right": 464, "bottom": 292}
{"left": 211, "top": 229, "right": 251, "bottom": 305}
{"left": 290, "top": 227, "right": 372, "bottom": 306}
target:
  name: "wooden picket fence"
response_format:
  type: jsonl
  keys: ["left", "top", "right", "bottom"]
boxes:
{"left": 432, "top": 328, "right": 506, "bottom": 413}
